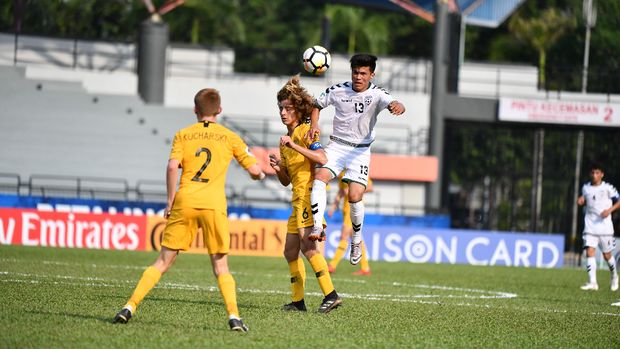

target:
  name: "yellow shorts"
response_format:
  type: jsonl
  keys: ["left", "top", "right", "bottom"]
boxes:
{"left": 342, "top": 200, "right": 352, "bottom": 228}
{"left": 287, "top": 196, "right": 326, "bottom": 234}
{"left": 162, "top": 207, "right": 229, "bottom": 254}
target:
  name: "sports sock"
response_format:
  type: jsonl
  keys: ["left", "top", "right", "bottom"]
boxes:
{"left": 350, "top": 201, "right": 365, "bottom": 244}
{"left": 217, "top": 273, "right": 239, "bottom": 318}
{"left": 309, "top": 254, "right": 335, "bottom": 296}
{"left": 586, "top": 256, "right": 597, "bottom": 284}
{"left": 288, "top": 258, "right": 306, "bottom": 302}
{"left": 125, "top": 266, "right": 162, "bottom": 311}
{"left": 360, "top": 241, "right": 370, "bottom": 272}
{"left": 311, "top": 180, "right": 327, "bottom": 229}
{"left": 329, "top": 239, "right": 348, "bottom": 269}
{"left": 607, "top": 256, "right": 618, "bottom": 277}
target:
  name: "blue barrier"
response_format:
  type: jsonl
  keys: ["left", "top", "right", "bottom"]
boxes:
{"left": 0, "top": 194, "right": 450, "bottom": 228}
{"left": 324, "top": 226, "right": 564, "bottom": 268}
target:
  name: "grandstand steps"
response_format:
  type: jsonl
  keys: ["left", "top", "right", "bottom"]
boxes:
{"left": 0, "top": 65, "right": 282, "bottom": 206}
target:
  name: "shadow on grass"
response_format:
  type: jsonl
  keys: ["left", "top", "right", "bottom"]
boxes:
{"left": 23, "top": 309, "right": 224, "bottom": 330}
{"left": 25, "top": 309, "right": 124, "bottom": 325}
{"left": 95, "top": 291, "right": 276, "bottom": 313}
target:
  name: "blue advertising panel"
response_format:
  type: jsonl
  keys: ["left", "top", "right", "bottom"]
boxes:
{"left": 0, "top": 194, "right": 450, "bottom": 228}
{"left": 324, "top": 226, "right": 565, "bottom": 268}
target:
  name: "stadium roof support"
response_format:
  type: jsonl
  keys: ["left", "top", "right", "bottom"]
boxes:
{"left": 326, "top": 0, "right": 526, "bottom": 28}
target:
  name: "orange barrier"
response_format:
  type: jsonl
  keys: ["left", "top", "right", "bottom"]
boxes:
{"left": 251, "top": 146, "right": 438, "bottom": 182}
{"left": 369, "top": 154, "right": 438, "bottom": 182}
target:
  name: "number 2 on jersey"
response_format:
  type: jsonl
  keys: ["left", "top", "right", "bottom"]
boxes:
{"left": 191, "top": 147, "right": 212, "bottom": 183}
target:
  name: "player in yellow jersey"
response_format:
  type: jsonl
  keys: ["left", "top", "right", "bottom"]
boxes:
{"left": 269, "top": 75, "right": 342, "bottom": 313}
{"left": 327, "top": 172, "right": 373, "bottom": 275}
{"left": 113, "top": 88, "right": 265, "bottom": 332}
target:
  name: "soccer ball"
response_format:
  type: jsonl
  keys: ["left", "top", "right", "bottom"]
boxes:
{"left": 302, "top": 45, "right": 331, "bottom": 75}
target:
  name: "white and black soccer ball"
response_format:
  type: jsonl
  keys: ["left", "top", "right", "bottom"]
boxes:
{"left": 302, "top": 45, "right": 331, "bottom": 75}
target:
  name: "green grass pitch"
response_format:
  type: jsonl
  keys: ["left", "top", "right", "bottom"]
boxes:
{"left": 1, "top": 244, "right": 619, "bottom": 348}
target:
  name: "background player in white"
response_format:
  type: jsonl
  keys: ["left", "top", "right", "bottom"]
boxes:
{"left": 307, "top": 53, "right": 405, "bottom": 264}
{"left": 577, "top": 163, "right": 620, "bottom": 291}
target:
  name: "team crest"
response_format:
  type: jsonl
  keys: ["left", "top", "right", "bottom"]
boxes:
{"left": 364, "top": 96, "right": 373, "bottom": 105}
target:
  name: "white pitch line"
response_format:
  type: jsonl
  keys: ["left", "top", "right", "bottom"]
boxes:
{"left": 1, "top": 271, "right": 619, "bottom": 318}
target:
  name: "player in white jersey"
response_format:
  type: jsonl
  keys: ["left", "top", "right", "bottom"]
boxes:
{"left": 577, "top": 164, "right": 620, "bottom": 291}
{"left": 307, "top": 53, "right": 405, "bottom": 265}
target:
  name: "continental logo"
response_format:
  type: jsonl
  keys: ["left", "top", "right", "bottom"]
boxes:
{"left": 147, "top": 217, "right": 288, "bottom": 256}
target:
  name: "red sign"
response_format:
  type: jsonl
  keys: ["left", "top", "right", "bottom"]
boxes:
{"left": 0, "top": 208, "right": 147, "bottom": 250}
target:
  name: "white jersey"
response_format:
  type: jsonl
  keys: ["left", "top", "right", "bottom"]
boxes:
{"left": 582, "top": 181, "right": 620, "bottom": 236}
{"left": 315, "top": 81, "right": 394, "bottom": 144}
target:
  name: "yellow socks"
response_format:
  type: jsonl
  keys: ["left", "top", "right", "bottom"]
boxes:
{"left": 360, "top": 241, "right": 370, "bottom": 272}
{"left": 309, "top": 254, "right": 335, "bottom": 296}
{"left": 125, "top": 266, "right": 162, "bottom": 311}
{"left": 217, "top": 273, "right": 239, "bottom": 318}
{"left": 288, "top": 258, "right": 306, "bottom": 302}
{"left": 329, "top": 239, "right": 348, "bottom": 270}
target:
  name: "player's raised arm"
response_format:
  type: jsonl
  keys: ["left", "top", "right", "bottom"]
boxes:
{"left": 246, "top": 163, "right": 265, "bottom": 181}
{"left": 306, "top": 107, "right": 321, "bottom": 140}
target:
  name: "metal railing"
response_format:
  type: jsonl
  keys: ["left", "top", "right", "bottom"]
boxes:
{"left": 28, "top": 174, "right": 130, "bottom": 201}
{"left": 1, "top": 172, "right": 434, "bottom": 215}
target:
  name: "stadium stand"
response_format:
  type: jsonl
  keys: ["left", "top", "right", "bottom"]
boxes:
{"left": 0, "top": 33, "right": 468, "bottom": 213}
{"left": 0, "top": 65, "right": 291, "bottom": 207}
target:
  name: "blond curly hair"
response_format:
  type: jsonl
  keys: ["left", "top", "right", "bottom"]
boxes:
{"left": 276, "top": 75, "right": 314, "bottom": 123}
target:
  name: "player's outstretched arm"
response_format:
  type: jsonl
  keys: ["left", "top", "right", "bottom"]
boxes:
{"left": 246, "top": 164, "right": 265, "bottom": 181}
{"left": 387, "top": 101, "right": 405, "bottom": 115}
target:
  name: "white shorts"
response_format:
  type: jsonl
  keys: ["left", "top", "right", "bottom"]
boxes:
{"left": 583, "top": 233, "right": 616, "bottom": 253}
{"left": 322, "top": 140, "right": 370, "bottom": 187}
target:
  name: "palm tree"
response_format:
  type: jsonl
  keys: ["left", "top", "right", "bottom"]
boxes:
{"left": 318, "top": 5, "right": 389, "bottom": 55}
{"left": 508, "top": 8, "right": 576, "bottom": 87}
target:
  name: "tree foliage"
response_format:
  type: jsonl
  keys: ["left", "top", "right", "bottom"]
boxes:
{"left": 508, "top": 7, "right": 575, "bottom": 86}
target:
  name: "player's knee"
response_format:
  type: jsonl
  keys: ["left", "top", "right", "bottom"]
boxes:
{"left": 302, "top": 249, "right": 319, "bottom": 260}
{"left": 153, "top": 260, "right": 173, "bottom": 274}
{"left": 283, "top": 247, "right": 299, "bottom": 262}
{"left": 314, "top": 169, "right": 332, "bottom": 182}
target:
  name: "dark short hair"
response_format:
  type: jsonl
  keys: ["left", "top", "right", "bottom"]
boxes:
{"left": 590, "top": 163, "right": 605, "bottom": 173}
{"left": 350, "top": 54, "right": 377, "bottom": 72}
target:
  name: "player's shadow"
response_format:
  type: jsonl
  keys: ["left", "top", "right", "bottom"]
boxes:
{"left": 24, "top": 309, "right": 220, "bottom": 330}
{"left": 25, "top": 309, "right": 122, "bottom": 325}
{"left": 96, "top": 292, "right": 269, "bottom": 311}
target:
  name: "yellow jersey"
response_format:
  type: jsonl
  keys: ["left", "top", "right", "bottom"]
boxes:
{"left": 169, "top": 121, "right": 257, "bottom": 211}
{"left": 280, "top": 123, "right": 320, "bottom": 202}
